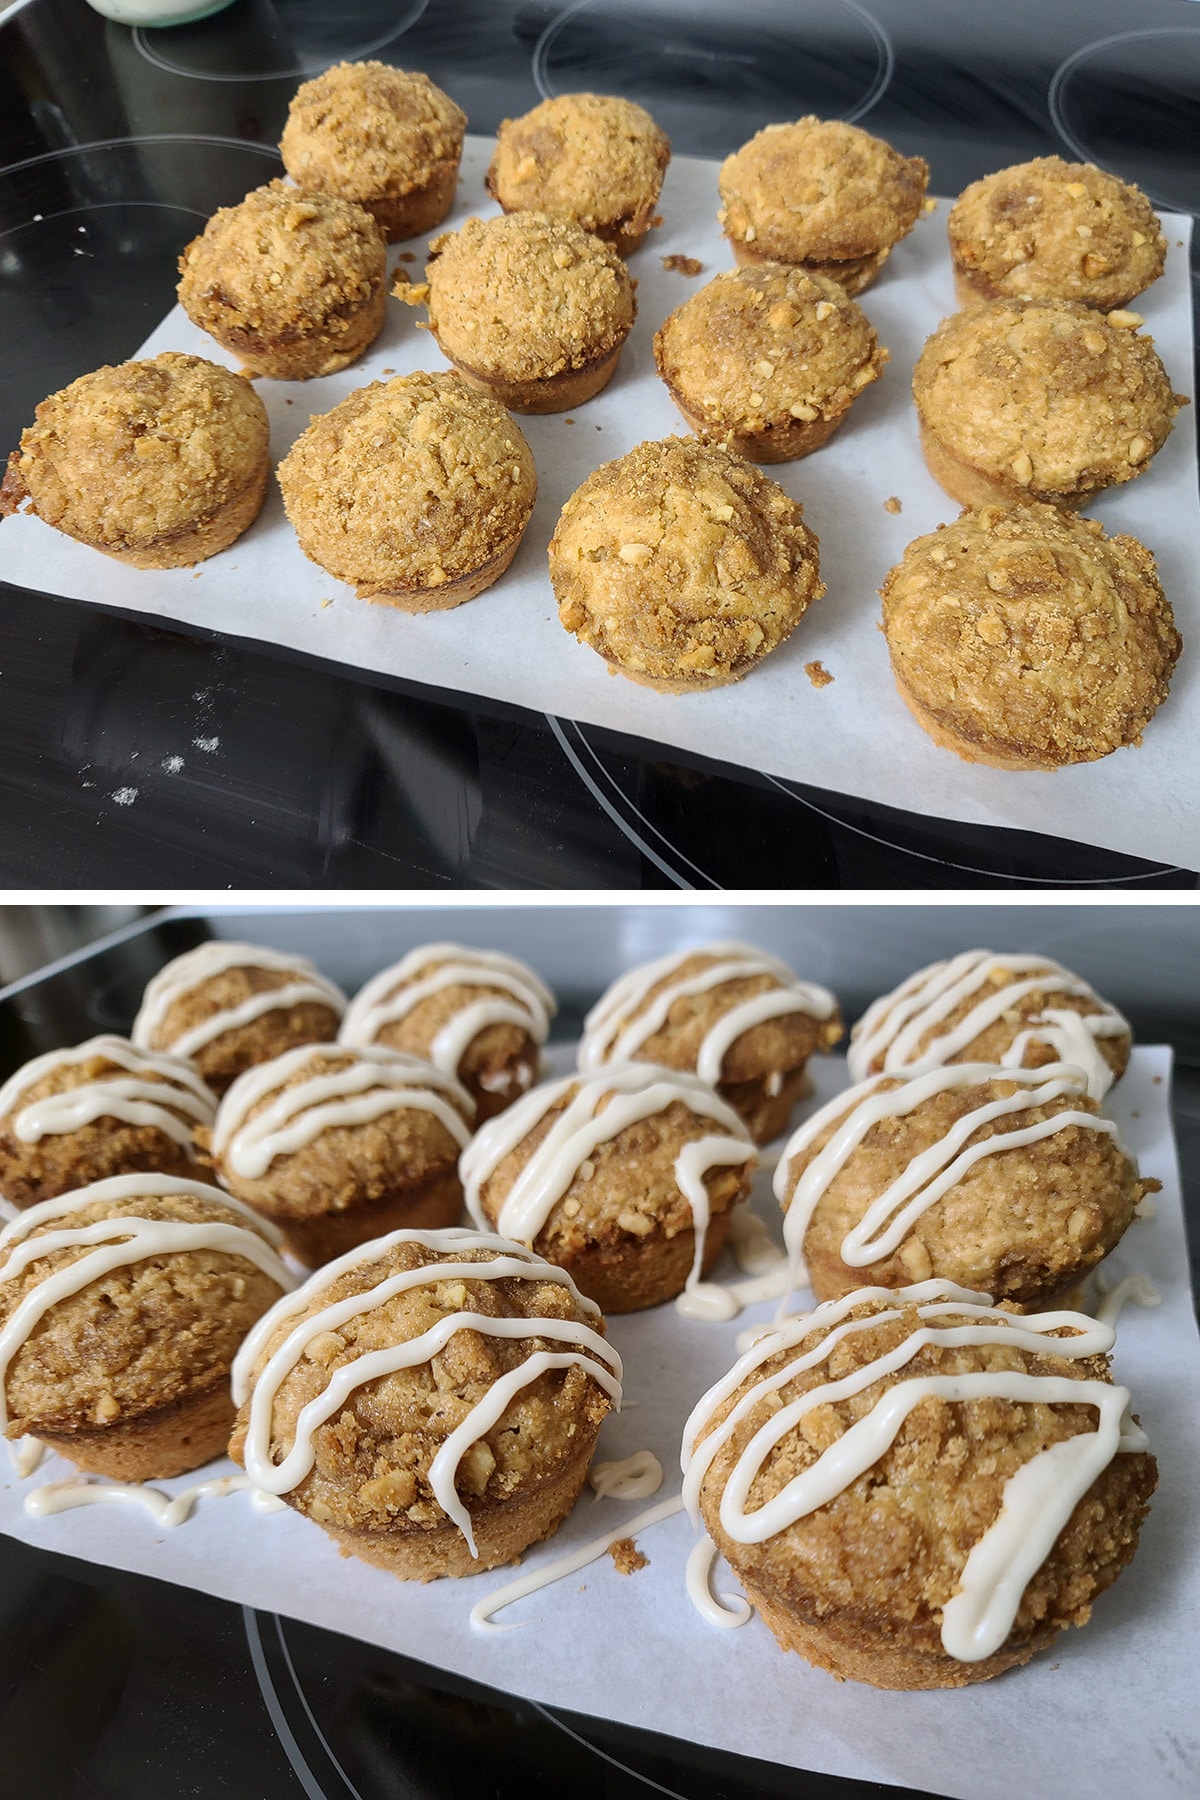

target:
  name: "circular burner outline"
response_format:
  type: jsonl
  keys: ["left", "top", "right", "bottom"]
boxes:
{"left": 0, "top": 131, "right": 281, "bottom": 182}
{"left": 132, "top": 0, "right": 428, "bottom": 84}
{"left": 531, "top": 0, "right": 895, "bottom": 125}
{"left": 1047, "top": 26, "right": 1200, "bottom": 210}
{"left": 0, "top": 198, "right": 209, "bottom": 248}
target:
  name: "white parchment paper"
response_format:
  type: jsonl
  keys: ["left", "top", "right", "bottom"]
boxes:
{"left": 2, "top": 1044, "right": 1196, "bottom": 1800}
{"left": 1, "top": 141, "right": 1196, "bottom": 867}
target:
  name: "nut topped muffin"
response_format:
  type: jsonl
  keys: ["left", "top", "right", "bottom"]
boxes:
{"left": 948, "top": 157, "right": 1167, "bottom": 312}
{"left": 0, "top": 1174, "right": 292, "bottom": 1481}
{"left": 912, "top": 298, "right": 1184, "bottom": 510}
{"left": 413, "top": 211, "right": 636, "bottom": 413}
{"left": 177, "top": 180, "right": 388, "bottom": 381}
{"left": 549, "top": 436, "right": 824, "bottom": 692}
{"left": 278, "top": 371, "right": 537, "bottom": 610}
{"left": 653, "top": 264, "right": 887, "bottom": 462}
{"left": 683, "top": 1283, "right": 1156, "bottom": 1688}
{"left": 880, "top": 504, "right": 1181, "bottom": 770}
{"left": 0, "top": 352, "right": 269, "bottom": 568}
{"left": 486, "top": 92, "right": 670, "bottom": 255}
{"left": 0, "top": 1036, "right": 217, "bottom": 1210}
{"left": 229, "top": 1226, "right": 621, "bottom": 1578}
{"left": 280, "top": 61, "right": 466, "bottom": 242}
{"left": 718, "top": 118, "right": 929, "bottom": 294}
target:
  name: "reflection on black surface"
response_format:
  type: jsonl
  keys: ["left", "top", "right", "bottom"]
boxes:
{"left": 134, "top": 0, "right": 429, "bottom": 83}
{"left": 1050, "top": 27, "right": 1200, "bottom": 214}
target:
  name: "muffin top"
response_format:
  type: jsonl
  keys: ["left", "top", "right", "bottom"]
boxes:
{"left": 420, "top": 211, "right": 636, "bottom": 381}
{"left": 0, "top": 1175, "right": 291, "bottom": 1436}
{"left": 133, "top": 941, "right": 347, "bottom": 1063}
{"left": 340, "top": 944, "right": 554, "bottom": 1075}
{"left": 775, "top": 1063, "right": 1143, "bottom": 1306}
{"left": 281, "top": 62, "right": 466, "bottom": 200}
{"left": 654, "top": 264, "right": 886, "bottom": 438}
{"left": 912, "top": 299, "right": 1182, "bottom": 496}
{"left": 229, "top": 1228, "right": 619, "bottom": 1542}
{"left": 0, "top": 1035, "right": 216, "bottom": 1146}
{"left": 948, "top": 157, "right": 1167, "bottom": 311}
{"left": 0, "top": 353, "right": 269, "bottom": 552}
{"left": 177, "top": 180, "right": 386, "bottom": 343}
{"left": 880, "top": 504, "right": 1180, "bottom": 769}
{"left": 550, "top": 437, "right": 824, "bottom": 685}
{"left": 718, "top": 118, "right": 928, "bottom": 263}
{"left": 685, "top": 1286, "right": 1154, "bottom": 1667}
{"left": 277, "top": 371, "right": 537, "bottom": 596}
{"left": 849, "top": 948, "right": 1130, "bottom": 1095}
{"left": 487, "top": 93, "right": 670, "bottom": 240}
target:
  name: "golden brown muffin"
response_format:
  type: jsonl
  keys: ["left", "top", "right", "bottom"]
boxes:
{"left": 229, "top": 1228, "right": 619, "bottom": 1578}
{"left": 580, "top": 943, "right": 842, "bottom": 1144}
{"left": 177, "top": 181, "right": 388, "bottom": 381}
{"left": 340, "top": 945, "right": 555, "bottom": 1125}
{"left": 486, "top": 92, "right": 670, "bottom": 255}
{"left": 847, "top": 950, "right": 1132, "bottom": 1098}
{"left": 948, "top": 157, "right": 1167, "bottom": 312}
{"left": 685, "top": 1287, "right": 1156, "bottom": 1689}
{"left": 550, "top": 436, "right": 824, "bottom": 692}
{"left": 912, "top": 299, "right": 1184, "bottom": 509}
{"left": 277, "top": 371, "right": 537, "bottom": 609}
{"left": 280, "top": 62, "right": 466, "bottom": 242}
{"left": 411, "top": 211, "right": 636, "bottom": 413}
{"left": 206, "top": 1043, "right": 474, "bottom": 1266}
{"left": 462, "top": 1065, "right": 756, "bottom": 1313}
{"left": 0, "top": 352, "right": 269, "bottom": 568}
{"left": 879, "top": 505, "right": 1180, "bottom": 771}
{"left": 717, "top": 118, "right": 928, "bottom": 295}
{"left": 653, "top": 264, "right": 886, "bottom": 462}
{"left": 0, "top": 1036, "right": 218, "bottom": 1211}
{"left": 774, "top": 1064, "right": 1150, "bottom": 1309}
{"left": 0, "top": 1175, "right": 292, "bottom": 1481}
{"left": 132, "top": 941, "right": 347, "bottom": 1098}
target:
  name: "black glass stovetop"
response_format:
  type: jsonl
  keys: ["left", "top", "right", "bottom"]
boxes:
{"left": 1, "top": 0, "right": 1198, "bottom": 889}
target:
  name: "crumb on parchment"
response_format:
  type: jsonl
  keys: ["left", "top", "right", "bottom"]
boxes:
{"left": 884, "top": 495, "right": 902, "bottom": 513}
{"left": 662, "top": 253, "right": 703, "bottom": 276}
{"left": 805, "top": 659, "right": 834, "bottom": 688}
{"left": 608, "top": 1537, "right": 649, "bottom": 1575}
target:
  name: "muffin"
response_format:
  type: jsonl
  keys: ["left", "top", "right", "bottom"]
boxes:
{"left": 486, "top": 93, "right": 670, "bottom": 256}
{"left": 207, "top": 1043, "right": 474, "bottom": 1266}
{"left": 717, "top": 118, "right": 928, "bottom": 295}
{"left": 0, "top": 1035, "right": 217, "bottom": 1211}
{"left": 579, "top": 942, "right": 842, "bottom": 1144}
{"left": 277, "top": 371, "right": 537, "bottom": 609}
{"left": 549, "top": 436, "right": 824, "bottom": 692}
{"left": 0, "top": 1173, "right": 292, "bottom": 1481}
{"left": 280, "top": 62, "right": 466, "bottom": 242}
{"left": 880, "top": 505, "right": 1181, "bottom": 771}
{"left": 912, "top": 299, "right": 1184, "bottom": 509}
{"left": 461, "top": 1064, "right": 756, "bottom": 1313}
{"left": 228, "top": 1226, "right": 620, "bottom": 1578}
{"left": 339, "top": 944, "right": 554, "bottom": 1125}
{"left": 847, "top": 948, "right": 1131, "bottom": 1099}
{"left": 653, "top": 264, "right": 887, "bottom": 462}
{"left": 683, "top": 1283, "right": 1156, "bottom": 1688}
{"left": 774, "top": 1062, "right": 1149, "bottom": 1309}
{"left": 132, "top": 941, "right": 347, "bottom": 1097}
{"left": 412, "top": 211, "right": 636, "bottom": 413}
{"left": 0, "top": 353, "right": 269, "bottom": 568}
{"left": 947, "top": 158, "right": 1167, "bottom": 312}
{"left": 177, "top": 180, "right": 388, "bottom": 381}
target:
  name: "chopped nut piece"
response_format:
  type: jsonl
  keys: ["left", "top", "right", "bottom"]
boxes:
{"left": 789, "top": 400, "right": 819, "bottom": 420}
{"left": 618, "top": 542, "right": 653, "bottom": 566}
{"left": 899, "top": 1237, "right": 933, "bottom": 1281}
{"left": 754, "top": 359, "right": 775, "bottom": 379}
{"left": 1010, "top": 449, "right": 1034, "bottom": 485}
{"left": 1127, "top": 435, "right": 1152, "bottom": 463}
{"left": 1106, "top": 309, "right": 1143, "bottom": 329}
{"left": 814, "top": 300, "right": 835, "bottom": 321}
{"left": 617, "top": 1209, "right": 654, "bottom": 1236}
{"left": 1066, "top": 181, "right": 1087, "bottom": 197}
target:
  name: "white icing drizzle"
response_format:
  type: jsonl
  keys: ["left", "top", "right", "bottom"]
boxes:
{"left": 773, "top": 1062, "right": 1120, "bottom": 1313}
{"left": 470, "top": 1494, "right": 685, "bottom": 1633}
{"left": 680, "top": 1280, "right": 1147, "bottom": 1662}
{"left": 9, "top": 1436, "right": 45, "bottom": 1478}
{"left": 0, "top": 1036, "right": 216, "bottom": 1152}
{"left": 1134, "top": 1193, "right": 1157, "bottom": 1220}
{"left": 132, "top": 942, "right": 347, "bottom": 1059}
{"left": 579, "top": 942, "right": 837, "bottom": 1083}
{"left": 460, "top": 1065, "right": 755, "bottom": 1300}
{"left": 678, "top": 1206, "right": 793, "bottom": 1322}
{"left": 686, "top": 1534, "right": 754, "bottom": 1628}
{"left": 211, "top": 1043, "right": 473, "bottom": 1181}
{"left": 233, "top": 1226, "right": 621, "bottom": 1559}
{"left": 339, "top": 945, "right": 554, "bottom": 1080}
{"left": 589, "top": 1450, "right": 663, "bottom": 1501}
{"left": 1095, "top": 1272, "right": 1161, "bottom": 1329}
{"left": 0, "top": 1173, "right": 295, "bottom": 1434}
{"left": 24, "top": 1472, "right": 287, "bottom": 1526}
{"left": 848, "top": 952, "right": 1128, "bottom": 1099}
